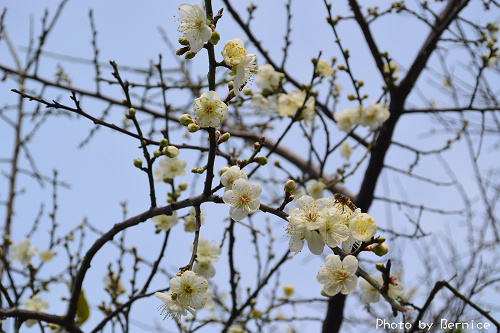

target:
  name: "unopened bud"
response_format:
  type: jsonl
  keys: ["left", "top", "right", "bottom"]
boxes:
{"left": 165, "top": 146, "right": 180, "bottom": 158}
{"left": 283, "top": 284, "right": 295, "bottom": 297}
{"left": 254, "top": 156, "right": 268, "bottom": 165}
{"left": 185, "top": 51, "right": 196, "bottom": 59}
{"left": 179, "top": 113, "right": 193, "bottom": 126}
{"left": 128, "top": 107, "right": 136, "bottom": 117}
{"left": 179, "top": 182, "right": 188, "bottom": 191}
{"left": 133, "top": 159, "right": 143, "bottom": 168}
{"left": 372, "top": 243, "right": 389, "bottom": 257}
{"left": 153, "top": 150, "right": 162, "bottom": 158}
{"left": 209, "top": 31, "right": 220, "bottom": 45}
{"left": 375, "top": 262, "right": 385, "bottom": 272}
{"left": 219, "top": 132, "right": 230, "bottom": 142}
{"left": 187, "top": 123, "right": 200, "bottom": 133}
{"left": 178, "top": 37, "right": 189, "bottom": 45}
{"left": 176, "top": 47, "right": 189, "bottom": 56}
{"left": 242, "top": 87, "right": 252, "bottom": 95}
{"left": 228, "top": 81, "right": 234, "bottom": 90}
{"left": 160, "top": 138, "right": 169, "bottom": 147}
{"left": 347, "top": 94, "right": 355, "bottom": 101}
{"left": 284, "top": 180, "right": 296, "bottom": 192}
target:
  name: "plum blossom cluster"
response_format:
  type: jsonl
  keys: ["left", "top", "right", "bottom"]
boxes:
{"left": 223, "top": 38, "right": 258, "bottom": 95}
{"left": 190, "top": 237, "right": 221, "bottom": 278}
{"left": 285, "top": 195, "right": 377, "bottom": 255}
{"left": 334, "top": 101, "right": 390, "bottom": 132}
{"left": 155, "top": 270, "right": 208, "bottom": 320}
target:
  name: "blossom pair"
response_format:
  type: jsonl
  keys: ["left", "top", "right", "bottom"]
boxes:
{"left": 222, "top": 38, "right": 258, "bottom": 95}
{"left": 334, "top": 102, "right": 390, "bottom": 132}
{"left": 191, "top": 237, "right": 221, "bottom": 278}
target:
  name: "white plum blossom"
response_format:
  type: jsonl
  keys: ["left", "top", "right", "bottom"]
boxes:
{"left": 193, "top": 91, "right": 228, "bottom": 128}
{"left": 177, "top": 3, "right": 212, "bottom": 53}
{"left": 152, "top": 212, "right": 179, "bottom": 232}
{"left": 193, "top": 261, "right": 216, "bottom": 278}
{"left": 278, "top": 90, "right": 315, "bottom": 122}
{"left": 286, "top": 222, "right": 325, "bottom": 255}
{"left": 334, "top": 106, "right": 362, "bottom": 132}
{"left": 231, "top": 54, "right": 258, "bottom": 95}
{"left": 169, "top": 270, "right": 208, "bottom": 310}
{"left": 342, "top": 234, "right": 362, "bottom": 253}
{"left": 318, "top": 203, "right": 351, "bottom": 248}
{"left": 39, "top": 249, "right": 54, "bottom": 262}
{"left": 222, "top": 38, "right": 247, "bottom": 65}
{"left": 22, "top": 294, "right": 49, "bottom": 327}
{"left": 227, "top": 326, "right": 245, "bottom": 333}
{"left": 288, "top": 195, "right": 329, "bottom": 231}
{"left": 183, "top": 207, "right": 204, "bottom": 232}
{"left": 250, "top": 93, "right": 271, "bottom": 112}
{"left": 154, "top": 157, "right": 186, "bottom": 181}
{"left": 339, "top": 141, "right": 352, "bottom": 160}
{"left": 220, "top": 165, "right": 248, "bottom": 191}
{"left": 359, "top": 274, "right": 404, "bottom": 303}
{"left": 155, "top": 292, "right": 192, "bottom": 320}
{"left": 349, "top": 212, "right": 377, "bottom": 242}
{"left": 255, "top": 64, "right": 281, "bottom": 90}
{"left": 223, "top": 178, "right": 262, "bottom": 221}
{"left": 306, "top": 179, "right": 326, "bottom": 198}
{"left": 317, "top": 255, "right": 358, "bottom": 296}
{"left": 360, "top": 102, "right": 390, "bottom": 130}
{"left": 11, "top": 238, "right": 37, "bottom": 267}
{"left": 191, "top": 237, "right": 221, "bottom": 263}
{"left": 317, "top": 59, "right": 334, "bottom": 77}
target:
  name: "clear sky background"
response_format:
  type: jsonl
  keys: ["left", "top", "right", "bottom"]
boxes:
{"left": 1, "top": 1, "right": 499, "bottom": 332}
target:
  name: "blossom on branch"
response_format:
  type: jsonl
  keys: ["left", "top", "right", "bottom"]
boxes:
{"left": 277, "top": 89, "right": 316, "bottom": 122}
{"left": 154, "top": 157, "right": 186, "bottom": 181}
{"left": 22, "top": 294, "right": 49, "bottom": 327}
{"left": 317, "top": 255, "right": 358, "bottom": 297}
{"left": 169, "top": 270, "right": 208, "bottom": 310}
{"left": 152, "top": 212, "right": 179, "bottom": 232}
{"left": 11, "top": 238, "right": 37, "bottom": 267}
{"left": 349, "top": 212, "right": 377, "bottom": 242}
{"left": 222, "top": 38, "right": 247, "bottom": 66}
{"left": 177, "top": 3, "right": 212, "bottom": 53}
{"left": 317, "top": 59, "right": 334, "bottom": 77}
{"left": 222, "top": 178, "right": 262, "bottom": 221}
{"left": 255, "top": 64, "right": 281, "bottom": 90}
{"left": 220, "top": 165, "right": 248, "bottom": 191}
{"left": 193, "top": 91, "right": 228, "bottom": 128}
{"left": 360, "top": 102, "right": 390, "bottom": 130}
{"left": 155, "top": 292, "right": 192, "bottom": 320}
{"left": 231, "top": 54, "right": 258, "bottom": 96}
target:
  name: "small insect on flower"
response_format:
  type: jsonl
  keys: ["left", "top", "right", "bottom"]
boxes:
{"left": 334, "top": 193, "right": 357, "bottom": 212}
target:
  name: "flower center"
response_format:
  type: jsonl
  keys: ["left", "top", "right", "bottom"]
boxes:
{"left": 204, "top": 105, "right": 214, "bottom": 114}
{"left": 183, "top": 284, "right": 194, "bottom": 294}
{"left": 237, "top": 194, "right": 251, "bottom": 207}
{"left": 333, "top": 269, "right": 349, "bottom": 283}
